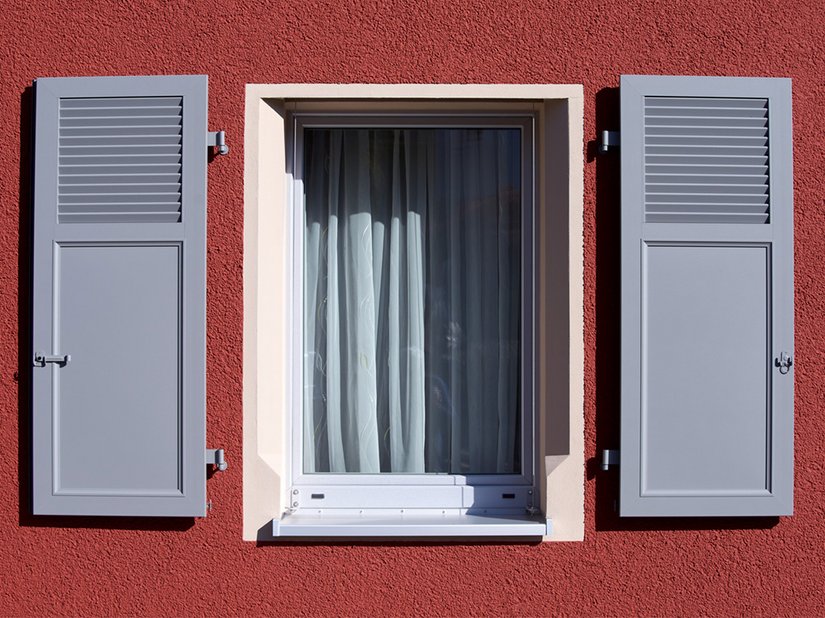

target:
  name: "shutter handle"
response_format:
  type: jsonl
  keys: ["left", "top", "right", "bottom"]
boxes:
{"left": 33, "top": 353, "right": 71, "bottom": 367}
{"left": 775, "top": 352, "right": 793, "bottom": 375}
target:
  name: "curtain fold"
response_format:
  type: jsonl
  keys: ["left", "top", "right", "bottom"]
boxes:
{"left": 304, "top": 127, "right": 520, "bottom": 474}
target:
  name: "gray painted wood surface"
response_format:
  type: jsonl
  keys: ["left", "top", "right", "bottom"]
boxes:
{"left": 32, "top": 75, "right": 208, "bottom": 516}
{"left": 620, "top": 75, "right": 794, "bottom": 516}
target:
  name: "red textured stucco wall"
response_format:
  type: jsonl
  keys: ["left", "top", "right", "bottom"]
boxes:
{"left": 2, "top": 0, "right": 824, "bottom": 615}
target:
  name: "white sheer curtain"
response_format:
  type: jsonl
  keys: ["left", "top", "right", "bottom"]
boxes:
{"left": 303, "top": 127, "right": 520, "bottom": 474}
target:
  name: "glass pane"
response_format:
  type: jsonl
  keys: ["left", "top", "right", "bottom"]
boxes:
{"left": 302, "top": 127, "right": 522, "bottom": 474}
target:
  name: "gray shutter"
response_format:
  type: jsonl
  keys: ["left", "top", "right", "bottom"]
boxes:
{"left": 32, "top": 75, "right": 208, "bottom": 516}
{"left": 620, "top": 75, "right": 793, "bottom": 516}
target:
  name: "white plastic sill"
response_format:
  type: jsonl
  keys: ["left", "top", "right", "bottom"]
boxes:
{"left": 271, "top": 513, "right": 551, "bottom": 538}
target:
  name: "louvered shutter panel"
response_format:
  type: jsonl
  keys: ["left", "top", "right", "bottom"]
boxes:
{"left": 32, "top": 76, "right": 208, "bottom": 516}
{"left": 619, "top": 75, "right": 793, "bottom": 516}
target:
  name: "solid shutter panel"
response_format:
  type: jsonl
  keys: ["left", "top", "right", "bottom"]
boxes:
{"left": 619, "top": 75, "right": 793, "bottom": 516}
{"left": 32, "top": 75, "right": 208, "bottom": 516}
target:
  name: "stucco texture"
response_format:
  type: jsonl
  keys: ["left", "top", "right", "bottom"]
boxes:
{"left": 2, "top": 0, "right": 824, "bottom": 615}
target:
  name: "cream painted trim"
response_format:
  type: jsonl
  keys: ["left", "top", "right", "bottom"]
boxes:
{"left": 243, "top": 84, "right": 584, "bottom": 541}
{"left": 247, "top": 83, "right": 582, "bottom": 100}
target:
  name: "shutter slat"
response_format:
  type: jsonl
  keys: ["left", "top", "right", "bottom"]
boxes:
{"left": 645, "top": 213, "right": 769, "bottom": 223}
{"left": 646, "top": 117, "right": 768, "bottom": 128}
{"left": 644, "top": 108, "right": 767, "bottom": 118}
{"left": 59, "top": 174, "right": 181, "bottom": 184}
{"left": 646, "top": 175, "right": 768, "bottom": 184}
{"left": 59, "top": 202, "right": 182, "bottom": 213}
{"left": 646, "top": 136, "right": 768, "bottom": 146}
{"left": 646, "top": 165, "right": 768, "bottom": 174}
{"left": 646, "top": 188, "right": 769, "bottom": 196}
{"left": 59, "top": 185, "right": 181, "bottom": 194}
{"left": 645, "top": 127, "right": 767, "bottom": 137}
{"left": 645, "top": 97, "right": 768, "bottom": 108}
{"left": 647, "top": 145, "right": 769, "bottom": 153}
{"left": 59, "top": 192, "right": 182, "bottom": 204}
{"left": 61, "top": 108, "right": 182, "bottom": 118}
{"left": 59, "top": 154, "right": 182, "bottom": 165}
{"left": 60, "top": 96, "right": 183, "bottom": 108}
{"left": 61, "top": 164, "right": 182, "bottom": 175}
{"left": 647, "top": 193, "right": 768, "bottom": 204}
{"left": 60, "top": 136, "right": 182, "bottom": 146}
{"left": 60, "top": 117, "right": 183, "bottom": 128}
{"left": 646, "top": 203, "right": 769, "bottom": 214}
{"left": 58, "top": 212, "right": 183, "bottom": 224}
{"left": 60, "top": 127, "right": 182, "bottom": 137}
{"left": 57, "top": 145, "right": 182, "bottom": 155}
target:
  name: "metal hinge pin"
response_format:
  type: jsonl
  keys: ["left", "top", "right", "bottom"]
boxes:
{"left": 208, "top": 130, "right": 229, "bottom": 155}
{"left": 599, "top": 130, "right": 620, "bottom": 154}
{"left": 601, "top": 449, "right": 620, "bottom": 471}
{"left": 206, "top": 448, "right": 227, "bottom": 471}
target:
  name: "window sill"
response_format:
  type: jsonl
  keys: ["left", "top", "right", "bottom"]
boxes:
{"left": 270, "top": 512, "right": 551, "bottom": 539}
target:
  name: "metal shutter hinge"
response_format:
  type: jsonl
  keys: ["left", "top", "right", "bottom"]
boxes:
{"left": 599, "top": 130, "right": 620, "bottom": 154}
{"left": 33, "top": 353, "right": 70, "bottom": 367}
{"left": 208, "top": 131, "right": 229, "bottom": 155}
{"left": 601, "top": 449, "right": 619, "bottom": 470}
{"left": 206, "top": 448, "right": 227, "bottom": 471}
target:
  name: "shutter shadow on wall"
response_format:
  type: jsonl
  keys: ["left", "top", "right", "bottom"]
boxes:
{"left": 620, "top": 75, "right": 794, "bottom": 517}
{"left": 32, "top": 75, "right": 208, "bottom": 516}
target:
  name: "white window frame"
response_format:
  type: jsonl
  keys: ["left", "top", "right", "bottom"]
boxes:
{"left": 243, "top": 85, "right": 584, "bottom": 541}
{"left": 292, "top": 114, "right": 535, "bottom": 509}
